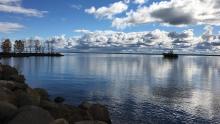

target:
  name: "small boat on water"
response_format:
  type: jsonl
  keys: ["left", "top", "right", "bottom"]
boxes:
{"left": 163, "top": 50, "right": 178, "bottom": 59}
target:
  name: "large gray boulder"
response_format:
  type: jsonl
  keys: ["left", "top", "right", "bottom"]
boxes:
{"left": 8, "top": 106, "right": 54, "bottom": 124}
{"left": 0, "top": 102, "right": 18, "bottom": 123}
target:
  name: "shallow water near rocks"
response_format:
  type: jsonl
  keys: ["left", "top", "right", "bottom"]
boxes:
{"left": 1, "top": 53, "right": 220, "bottom": 124}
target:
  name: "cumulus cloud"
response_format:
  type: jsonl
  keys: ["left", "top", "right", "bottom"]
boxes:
{"left": 0, "top": 0, "right": 20, "bottom": 4}
{"left": 19, "top": 25, "right": 220, "bottom": 54}
{"left": 31, "top": 26, "right": 217, "bottom": 53}
{"left": 0, "top": 0, "right": 46, "bottom": 17}
{"left": 0, "top": 22, "right": 24, "bottom": 33}
{"left": 101, "top": 0, "right": 220, "bottom": 29}
{"left": 85, "top": 1, "right": 128, "bottom": 19}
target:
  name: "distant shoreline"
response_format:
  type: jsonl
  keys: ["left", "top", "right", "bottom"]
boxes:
{"left": 1, "top": 51, "right": 220, "bottom": 57}
{"left": 0, "top": 52, "right": 64, "bottom": 58}
{"left": 63, "top": 51, "right": 220, "bottom": 57}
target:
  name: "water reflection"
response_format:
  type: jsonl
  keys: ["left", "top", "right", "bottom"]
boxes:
{"left": 1, "top": 54, "right": 220, "bottom": 124}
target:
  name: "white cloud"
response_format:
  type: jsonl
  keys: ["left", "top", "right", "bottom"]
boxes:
{"left": 85, "top": 1, "right": 128, "bottom": 19}
{"left": 0, "top": 0, "right": 46, "bottom": 17}
{"left": 134, "top": 0, "right": 146, "bottom": 5}
{"left": 0, "top": 22, "right": 24, "bottom": 33}
{"left": 109, "top": 0, "right": 220, "bottom": 29}
{"left": 124, "top": 0, "right": 130, "bottom": 4}
{"left": 0, "top": 0, "right": 20, "bottom": 4}
{"left": 22, "top": 26, "right": 220, "bottom": 53}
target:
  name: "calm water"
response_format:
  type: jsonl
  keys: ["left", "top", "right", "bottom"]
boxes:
{"left": 1, "top": 53, "right": 220, "bottom": 124}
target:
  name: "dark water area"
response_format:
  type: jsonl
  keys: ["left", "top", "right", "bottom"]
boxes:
{"left": 1, "top": 53, "right": 220, "bottom": 124}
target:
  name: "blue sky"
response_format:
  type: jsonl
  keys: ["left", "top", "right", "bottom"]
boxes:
{"left": 1, "top": 0, "right": 220, "bottom": 39}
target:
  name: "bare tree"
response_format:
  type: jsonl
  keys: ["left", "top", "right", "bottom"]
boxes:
{"left": 1, "top": 39, "right": 12, "bottom": 53}
{"left": 27, "top": 39, "right": 34, "bottom": 53}
{"left": 34, "top": 40, "right": 41, "bottom": 53}
{"left": 14, "top": 40, "right": 25, "bottom": 53}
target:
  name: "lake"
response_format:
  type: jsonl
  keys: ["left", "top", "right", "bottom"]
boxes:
{"left": 1, "top": 53, "right": 220, "bottom": 124}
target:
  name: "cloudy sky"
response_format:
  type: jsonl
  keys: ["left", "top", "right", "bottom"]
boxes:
{"left": 1, "top": 0, "right": 220, "bottom": 53}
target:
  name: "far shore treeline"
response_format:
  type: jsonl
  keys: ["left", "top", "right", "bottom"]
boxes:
{"left": 0, "top": 38, "right": 56, "bottom": 54}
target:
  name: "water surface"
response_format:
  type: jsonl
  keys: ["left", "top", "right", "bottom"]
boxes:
{"left": 1, "top": 53, "right": 220, "bottom": 124}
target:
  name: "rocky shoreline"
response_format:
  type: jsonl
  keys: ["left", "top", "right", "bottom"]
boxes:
{"left": 0, "top": 63, "right": 111, "bottom": 124}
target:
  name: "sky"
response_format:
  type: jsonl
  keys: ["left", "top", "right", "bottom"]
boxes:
{"left": 1, "top": 0, "right": 220, "bottom": 53}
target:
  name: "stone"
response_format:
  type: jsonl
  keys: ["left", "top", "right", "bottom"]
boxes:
{"left": 40, "top": 100, "right": 88, "bottom": 123}
{"left": 75, "top": 121, "right": 108, "bottom": 124}
{"left": 0, "top": 80, "right": 28, "bottom": 91}
{"left": 52, "top": 118, "right": 69, "bottom": 124}
{"left": 0, "top": 65, "right": 18, "bottom": 81}
{"left": 40, "top": 100, "right": 59, "bottom": 112}
{"left": 34, "top": 88, "right": 49, "bottom": 100}
{"left": 79, "top": 102, "right": 111, "bottom": 124}
{"left": 9, "top": 75, "right": 25, "bottom": 84}
{"left": 79, "top": 101, "right": 93, "bottom": 110}
{"left": 15, "top": 89, "right": 40, "bottom": 107}
{"left": 0, "top": 102, "right": 18, "bottom": 123}
{"left": 0, "top": 87, "right": 16, "bottom": 104}
{"left": 54, "top": 97, "right": 65, "bottom": 103}
{"left": 8, "top": 106, "right": 54, "bottom": 124}
{"left": 0, "top": 80, "right": 15, "bottom": 90}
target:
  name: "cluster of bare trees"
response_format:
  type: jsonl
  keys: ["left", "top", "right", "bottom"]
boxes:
{"left": 1, "top": 38, "right": 56, "bottom": 54}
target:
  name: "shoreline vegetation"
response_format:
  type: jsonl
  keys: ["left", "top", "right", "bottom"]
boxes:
{"left": 0, "top": 63, "right": 111, "bottom": 124}
{"left": 0, "top": 52, "right": 64, "bottom": 58}
{"left": 0, "top": 38, "right": 63, "bottom": 58}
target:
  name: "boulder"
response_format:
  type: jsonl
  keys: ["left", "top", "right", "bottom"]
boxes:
{"left": 75, "top": 121, "right": 108, "bottom": 124}
{"left": 0, "top": 80, "right": 28, "bottom": 91}
{"left": 8, "top": 106, "right": 54, "bottom": 124}
{"left": 0, "top": 65, "right": 18, "bottom": 81}
{"left": 54, "top": 97, "right": 65, "bottom": 103}
{"left": 9, "top": 74, "right": 25, "bottom": 84}
{"left": 79, "top": 102, "right": 111, "bottom": 124}
{"left": 0, "top": 102, "right": 18, "bottom": 123}
{"left": 40, "top": 100, "right": 89, "bottom": 123}
{"left": 40, "top": 100, "right": 59, "bottom": 109}
{"left": 0, "top": 80, "right": 15, "bottom": 90}
{"left": 15, "top": 89, "right": 40, "bottom": 107}
{"left": 0, "top": 87, "right": 16, "bottom": 104}
{"left": 52, "top": 118, "right": 69, "bottom": 124}
{"left": 34, "top": 88, "right": 49, "bottom": 100}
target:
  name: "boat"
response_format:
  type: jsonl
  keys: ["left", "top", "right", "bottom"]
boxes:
{"left": 163, "top": 50, "right": 178, "bottom": 59}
